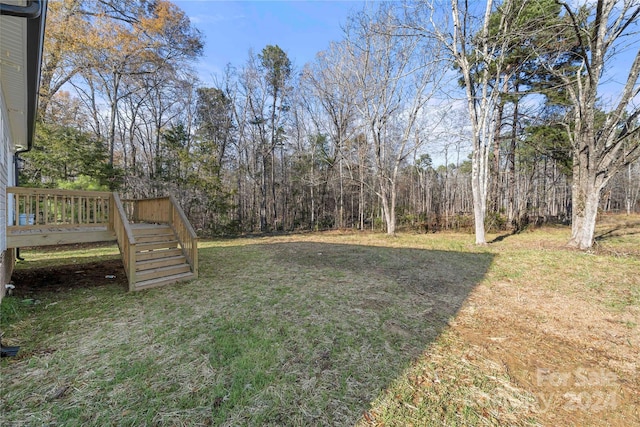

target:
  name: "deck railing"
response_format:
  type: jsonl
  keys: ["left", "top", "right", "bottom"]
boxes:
{"left": 124, "top": 197, "right": 170, "bottom": 224}
{"left": 123, "top": 196, "right": 198, "bottom": 279}
{"left": 111, "top": 193, "right": 137, "bottom": 291}
{"left": 6, "top": 187, "right": 111, "bottom": 230}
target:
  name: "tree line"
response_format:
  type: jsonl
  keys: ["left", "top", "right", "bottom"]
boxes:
{"left": 23, "top": 0, "right": 640, "bottom": 248}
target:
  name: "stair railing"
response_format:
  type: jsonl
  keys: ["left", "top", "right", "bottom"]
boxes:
{"left": 168, "top": 195, "right": 198, "bottom": 279}
{"left": 110, "top": 193, "right": 137, "bottom": 291}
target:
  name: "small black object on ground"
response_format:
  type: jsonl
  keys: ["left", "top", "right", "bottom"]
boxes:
{"left": 0, "top": 337, "right": 20, "bottom": 357}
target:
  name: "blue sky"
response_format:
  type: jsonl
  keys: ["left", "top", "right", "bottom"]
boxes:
{"left": 176, "top": 1, "right": 367, "bottom": 83}
{"left": 176, "top": 1, "right": 638, "bottom": 113}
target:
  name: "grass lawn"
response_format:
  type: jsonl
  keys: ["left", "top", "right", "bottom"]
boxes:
{"left": 1, "top": 216, "right": 639, "bottom": 426}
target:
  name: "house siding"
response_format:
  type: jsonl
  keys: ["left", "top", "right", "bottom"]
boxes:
{"left": 1, "top": 89, "right": 15, "bottom": 302}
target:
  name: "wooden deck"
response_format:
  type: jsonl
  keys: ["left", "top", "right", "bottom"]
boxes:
{"left": 6, "top": 187, "right": 198, "bottom": 291}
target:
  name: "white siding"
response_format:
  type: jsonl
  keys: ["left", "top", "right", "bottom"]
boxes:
{"left": 1, "top": 92, "right": 9, "bottom": 243}
{"left": 1, "top": 88, "right": 12, "bottom": 299}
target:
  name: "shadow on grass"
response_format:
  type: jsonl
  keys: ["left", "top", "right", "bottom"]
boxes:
{"left": 2, "top": 240, "right": 494, "bottom": 426}
{"left": 489, "top": 232, "right": 514, "bottom": 243}
{"left": 269, "top": 241, "right": 493, "bottom": 325}
{"left": 227, "top": 241, "right": 495, "bottom": 424}
{"left": 595, "top": 222, "right": 640, "bottom": 241}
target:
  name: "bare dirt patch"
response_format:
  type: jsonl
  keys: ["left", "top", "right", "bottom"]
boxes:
{"left": 11, "top": 259, "right": 127, "bottom": 297}
{"left": 454, "top": 280, "right": 639, "bottom": 426}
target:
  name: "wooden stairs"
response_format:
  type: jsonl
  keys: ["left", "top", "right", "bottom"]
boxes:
{"left": 131, "top": 223, "right": 196, "bottom": 291}
{"left": 111, "top": 194, "right": 198, "bottom": 292}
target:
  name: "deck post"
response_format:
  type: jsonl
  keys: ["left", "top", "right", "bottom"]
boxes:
{"left": 127, "top": 243, "right": 136, "bottom": 292}
{"left": 108, "top": 195, "right": 115, "bottom": 233}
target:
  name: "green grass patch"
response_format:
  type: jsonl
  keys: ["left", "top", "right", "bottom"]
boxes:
{"left": 0, "top": 295, "right": 36, "bottom": 325}
{"left": 1, "top": 237, "right": 494, "bottom": 425}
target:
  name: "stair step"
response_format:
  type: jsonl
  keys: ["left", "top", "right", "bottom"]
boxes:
{"left": 136, "top": 255, "right": 187, "bottom": 272}
{"left": 136, "top": 248, "right": 183, "bottom": 261}
{"left": 136, "top": 263, "right": 191, "bottom": 282}
{"left": 135, "top": 234, "right": 177, "bottom": 244}
{"left": 134, "top": 272, "right": 195, "bottom": 291}
{"left": 124, "top": 220, "right": 197, "bottom": 291}
{"left": 136, "top": 240, "right": 179, "bottom": 252}
{"left": 131, "top": 224, "right": 172, "bottom": 236}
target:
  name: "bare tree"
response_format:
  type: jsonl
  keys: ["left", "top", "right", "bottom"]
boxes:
{"left": 446, "top": 0, "right": 527, "bottom": 244}
{"left": 302, "top": 41, "right": 359, "bottom": 229}
{"left": 344, "top": 4, "right": 445, "bottom": 235}
{"left": 550, "top": 0, "right": 640, "bottom": 249}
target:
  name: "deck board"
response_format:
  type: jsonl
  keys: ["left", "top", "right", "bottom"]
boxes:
{"left": 7, "top": 226, "right": 116, "bottom": 248}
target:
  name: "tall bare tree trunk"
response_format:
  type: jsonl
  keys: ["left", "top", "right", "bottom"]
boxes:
{"left": 449, "top": 0, "right": 510, "bottom": 244}
{"left": 260, "top": 145, "right": 268, "bottom": 232}
{"left": 471, "top": 136, "right": 490, "bottom": 243}
{"left": 555, "top": 0, "right": 640, "bottom": 249}
{"left": 507, "top": 99, "right": 519, "bottom": 225}
{"left": 491, "top": 102, "right": 504, "bottom": 213}
{"left": 570, "top": 170, "right": 601, "bottom": 249}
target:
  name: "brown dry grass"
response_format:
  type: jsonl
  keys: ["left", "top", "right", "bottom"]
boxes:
{"left": 359, "top": 214, "right": 640, "bottom": 426}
